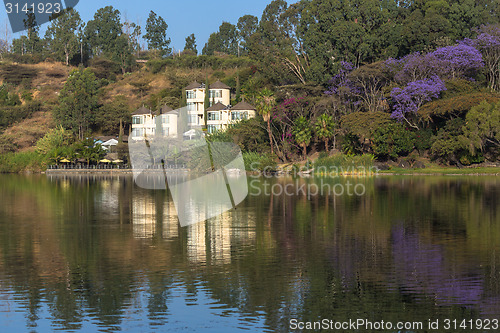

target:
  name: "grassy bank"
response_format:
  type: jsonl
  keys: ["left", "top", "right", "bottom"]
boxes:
{"left": 0, "top": 151, "right": 47, "bottom": 173}
{"left": 378, "top": 167, "right": 500, "bottom": 175}
{"left": 313, "top": 154, "right": 376, "bottom": 175}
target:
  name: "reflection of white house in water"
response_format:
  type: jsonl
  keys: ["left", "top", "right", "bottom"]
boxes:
{"left": 186, "top": 210, "right": 257, "bottom": 264}
{"left": 130, "top": 193, "right": 256, "bottom": 264}
{"left": 132, "top": 195, "right": 179, "bottom": 239}
{"left": 132, "top": 196, "right": 156, "bottom": 238}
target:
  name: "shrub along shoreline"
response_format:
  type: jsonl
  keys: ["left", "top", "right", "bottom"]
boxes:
{"left": 2, "top": 150, "right": 497, "bottom": 176}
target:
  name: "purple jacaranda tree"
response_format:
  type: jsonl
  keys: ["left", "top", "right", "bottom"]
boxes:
{"left": 390, "top": 76, "right": 447, "bottom": 129}
{"left": 325, "top": 61, "right": 387, "bottom": 112}
{"left": 386, "top": 52, "right": 437, "bottom": 84}
{"left": 386, "top": 44, "right": 484, "bottom": 84}
{"left": 325, "top": 62, "right": 361, "bottom": 111}
{"left": 272, "top": 97, "right": 308, "bottom": 161}
{"left": 430, "top": 44, "right": 484, "bottom": 79}
{"left": 462, "top": 25, "right": 500, "bottom": 91}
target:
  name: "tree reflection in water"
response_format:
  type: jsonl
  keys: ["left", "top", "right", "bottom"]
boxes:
{"left": 0, "top": 174, "right": 498, "bottom": 331}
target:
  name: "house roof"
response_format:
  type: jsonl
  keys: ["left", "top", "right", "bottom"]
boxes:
{"left": 209, "top": 80, "right": 231, "bottom": 90}
{"left": 132, "top": 106, "right": 152, "bottom": 115}
{"left": 157, "top": 105, "right": 173, "bottom": 115}
{"left": 185, "top": 81, "right": 203, "bottom": 90}
{"left": 231, "top": 101, "right": 256, "bottom": 111}
{"left": 206, "top": 102, "right": 228, "bottom": 111}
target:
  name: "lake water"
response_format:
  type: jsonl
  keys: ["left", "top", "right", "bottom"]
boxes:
{"left": 0, "top": 174, "right": 499, "bottom": 332}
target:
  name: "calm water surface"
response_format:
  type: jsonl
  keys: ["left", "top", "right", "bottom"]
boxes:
{"left": 0, "top": 174, "right": 499, "bottom": 332}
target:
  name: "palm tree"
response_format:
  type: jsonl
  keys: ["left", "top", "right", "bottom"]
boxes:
{"left": 293, "top": 116, "right": 312, "bottom": 159}
{"left": 314, "top": 114, "right": 336, "bottom": 152}
{"left": 255, "top": 88, "right": 276, "bottom": 155}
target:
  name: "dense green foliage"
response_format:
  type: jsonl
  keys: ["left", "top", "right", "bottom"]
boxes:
{"left": 1, "top": 2, "right": 500, "bottom": 172}
{"left": 53, "top": 68, "right": 99, "bottom": 140}
{"left": 45, "top": 9, "right": 83, "bottom": 65}
{"left": 144, "top": 11, "right": 172, "bottom": 57}
{"left": 372, "top": 123, "right": 416, "bottom": 160}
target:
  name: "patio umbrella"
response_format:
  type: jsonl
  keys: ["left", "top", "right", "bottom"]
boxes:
{"left": 99, "top": 159, "right": 111, "bottom": 163}
{"left": 60, "top": 158, "right": 71, "bottom": 163}
{"left": 113, "top": 159, "right": 124, "bottom": 163}
{"left": 183, "top": 129, "right": 198, "bottom": 140}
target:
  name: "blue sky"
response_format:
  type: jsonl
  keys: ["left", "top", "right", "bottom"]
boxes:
{"left": 0, "top": 0, "right": 272, "bottom": 52}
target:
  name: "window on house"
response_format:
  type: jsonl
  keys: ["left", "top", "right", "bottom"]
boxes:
{"left": 132, "top": 116, "right": 144, "bottom": 124}
{"left": 132, "top": 128, "right": 144, "bottom": 137}
{"left": 231, "top": 111, "right": 248, "bottom": 121}
{"left": 162, "top": 115, "right": 170, "bottom": 124}
{"left": 186, "top": 91, "right": 196, "bottom": 99}
{"left": 209, "top": 89, "right": 223, "bottom": 98}
{"left": 187, "top": 102, "right": 196, "bottom": 111}
{"left": 208, "top": 112, "right": 220, "bottom": 121}
{"left": 188, "top": 115, "right": 198, "bottom": 125}
{"left": 207, "top": 124, "right": 220, "bottom": 133}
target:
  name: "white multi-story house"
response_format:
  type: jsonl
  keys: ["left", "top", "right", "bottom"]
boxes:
{"left": 130, "top": 81, "right": 258, "bottom": 140}
{"left": 205, "top": 101, "right": 257, "bottom": 133}
{"left": 184, "top": 80, "right": 257, "bottom": 133}
{"left": 131, "top": 105, "right": 178, "bottom": 141}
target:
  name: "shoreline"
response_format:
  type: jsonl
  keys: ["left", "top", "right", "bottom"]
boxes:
{"left": 37, "top": 168, "right": 500, "bottom": 177}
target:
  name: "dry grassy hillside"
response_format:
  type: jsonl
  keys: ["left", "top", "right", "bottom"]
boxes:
{"left": 0, "top": 59, "right": 248, "bottom": 152}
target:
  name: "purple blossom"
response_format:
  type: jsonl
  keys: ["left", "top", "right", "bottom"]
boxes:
{"left": 461, "top": 26, "right": 500, "bottom": 91}
{"left": 324, "top": 61, "right": 354, "bottom": 95}
{"left": 390, "top": 76, "right": 447, "bottom": 123}
{"left": 385, "top": 44, "right": 484, "bottom": 84}
{"left": 430, "top": 44, "right": 484, "bottom": 78}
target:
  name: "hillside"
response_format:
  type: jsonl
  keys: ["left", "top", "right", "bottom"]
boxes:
{"left": 0, "top": 57, "right": 253, "bottom": 153}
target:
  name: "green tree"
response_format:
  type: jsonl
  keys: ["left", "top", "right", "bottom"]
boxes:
{"left": 204, "top": 76, "right": 210, "bottom": 131}
{"left": 314, "top": 114, "right": 336, "bottom": 152}
{"left": 249, "top": 0, "right": 299, "bottom": 84}
{"left": 372, "top": 123, "right": 416, "bottom": 160}
{"left": 11, "top": 36, "right": 29, "bottom": 55}
{"left": 113, "top": 34, "right": 134, "bottom": 74}
{"left": 184, "top": 33, "right": 197, "bottom": 54}
{"left": 463, "top": 100, "right": 500, "bottom": 154}
{"left": 227, "top": 118, "right": 269, "bottom": 152}
{"left": 85, "top": 6, "right": 122, "bottom": 57}
{"left": 431, "top": 118, "right": 471, "bottom": 165}
{"left": 95, "top": 96, "right": 131, "bottom": 135}
{"left": 293, "top": 116, "right": 312, "bottom": 159}
{"left": 122, "top": 21, "right": 142, "bottom": 57}
{"left": 54, "top": 68, "right": 99, "bottom": 140}
{"left": 144, "top": 11, "right": 171, "bottom": 57}
{"left": 256, "top": 88, "right": 276, "bottom": 155}
{"left": 73, "top": 138, "right": 105, "bottom": 165}
{"left": 45, "top": 9, "right": 83, "bottom": 65}
{"left": 24, "top": 12, "right": 41, "bottom": 55}
{"left": 237, "top": 15, "right": 258, "bottom": 54}
{"left": 12, "top": 12, "right": 41, "bottom": 55}
{"left": 202, "top": 22, "right": 239, "bottom": 55}
{"left": 35, "top": 126, "right": 73, "bottom": 155}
